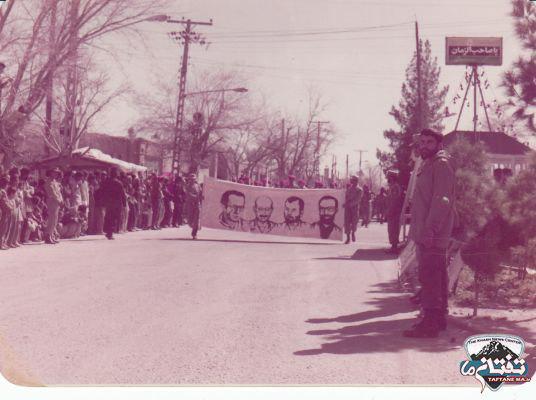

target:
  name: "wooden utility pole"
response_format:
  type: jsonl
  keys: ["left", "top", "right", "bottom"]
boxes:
{"left": 415, "top": 20, "right": 422, "bottom": 132}
{"left": 355, "top": 149, "right": 368, "bottom": 173}
{"left": 311, "top": 120, "right": 328, "bottom": 178}
{"left": 168, "top": 17, "right": 213, "bottom": 175}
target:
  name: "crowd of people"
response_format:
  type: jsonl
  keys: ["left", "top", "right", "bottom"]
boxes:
{"left": 0, "top": 165, "right": 204, "bottom": 250}
{"left": 0, "top": 163, "right": 400, "bottom": 251}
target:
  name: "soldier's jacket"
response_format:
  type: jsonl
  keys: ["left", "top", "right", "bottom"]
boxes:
{"left": 44, "top": 179, "right": 63, "bottom": 205}
{"left": 409, "top": 150, "right": 456, "bottom": 249}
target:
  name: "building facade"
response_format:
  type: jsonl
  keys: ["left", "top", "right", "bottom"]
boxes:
{"left": 444, "top": 131, "right": 533, "bottom": 176}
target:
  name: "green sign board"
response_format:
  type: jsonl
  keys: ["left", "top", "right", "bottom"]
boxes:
{"left": 445, "top": 37, "right": 502, "bottom": 66}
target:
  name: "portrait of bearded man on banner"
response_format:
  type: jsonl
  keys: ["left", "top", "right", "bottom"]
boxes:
{"left": 219, "top": 190, "right": 247, "bottom": 230}
{"left": 310, "top": 195, "right": 341, "bottom": 239}
{"left": 249, "top": 195, "right": 278, "bottom": 234}
{"left": 283, "top": 196, "right": 307, "bottom": 231}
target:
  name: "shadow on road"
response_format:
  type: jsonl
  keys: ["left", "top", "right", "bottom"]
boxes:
{"left": 142, "top": 238, "right": 341, "bottom": 246}
{"left": 314, "top": 248, "right": 398, "bottom": 262}
{"left": 294, "top": 280, "right": 457, "bottom": 355}
{"left": 351, "top": 248, "right": 399, "bottom": 261}
{"left": 295, "top": 280, "right": 536, "bottom": 364}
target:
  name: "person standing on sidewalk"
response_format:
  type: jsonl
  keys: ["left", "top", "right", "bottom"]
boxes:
{"left": 100, "top": 168, "right": 126, "bottom": 240}
{"left": 385, "top": 171, "right": 403, "bottom": 254}
{"left": 343, "top": 175, "right": 362, "bottom": 244}
{"left": 404, "top": 129, "right": 456, "bottom": 338}
{"left": 360, "top": 184, "right": 371, "bottom": 228}
{"left": 183, "top": 173, "right": 202, "bottom": 239}
{"left": 43, "top": 168, "right": 63, "bottom": 244}
{"left": 171, "top": 174, "right": 185, "bottom": 227}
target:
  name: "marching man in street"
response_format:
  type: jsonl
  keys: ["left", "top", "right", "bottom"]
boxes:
{"left": 343, "top": 175, "right": 362, "bottom": 244}
{"left": 184, "top": 173, "right": 202, "bottom": 240}
{"left": 404, "top": 128, "right": 456, "bottom": 338}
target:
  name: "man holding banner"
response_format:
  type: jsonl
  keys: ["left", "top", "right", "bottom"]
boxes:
{"left": 184, "top": 173, "right": 203, "bottom": 240}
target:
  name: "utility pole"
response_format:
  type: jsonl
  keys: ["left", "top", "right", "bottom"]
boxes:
{"left": 355, "top": 149, "right": 368, "bottom": 173}
{"left": 311, "top": 120, "right": 328, "bottom": 178}
{"left": 345, "top": 154, "right": 349, "bottom": 179}
{"left": 168, "top": 17, "right": 213, "bottom": 175}
{"left": 415, "top": 20, "right": 422, "bottom": 132}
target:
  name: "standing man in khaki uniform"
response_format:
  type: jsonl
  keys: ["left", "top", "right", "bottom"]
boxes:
{"left": 44, "top": 168, "right": 64, "bottom": 244}
{"left": 404, "top": 129, "right": 456, "bottom": 338}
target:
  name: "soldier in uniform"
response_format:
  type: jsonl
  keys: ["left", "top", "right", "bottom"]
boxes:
{"left": 184, "top": 173, "right": 202, "bottom": 239}
{"left": 404, "top": 129, "right": 456, "bottom": 338}
{"left": 43, "top": 168, "right": 64, "bottom": 244}
{"left": 100, "top": 168, "right": 126, "bottom": 240}
{"left": 343, "top": 175, "right": 362, "bottom": 244}
{"left": 385, "top": 170, "right": 403, "bottom": 254}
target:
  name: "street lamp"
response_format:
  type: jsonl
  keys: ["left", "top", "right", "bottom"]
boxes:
{"left": 145, "top": 14, "right": 169, "bottom": 22}
{"left": 184, "top": 87, "right": 248, "bottom": 177}
{"left": 185, "top": 87, "right": 248, "bottom": 97}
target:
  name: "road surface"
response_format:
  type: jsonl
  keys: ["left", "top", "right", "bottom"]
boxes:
{"left": 0, "top": 224, "right": 487, "bottom": 385}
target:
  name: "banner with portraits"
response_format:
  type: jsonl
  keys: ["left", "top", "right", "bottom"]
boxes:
{"left": 200, "top": 177, "right": 345, "bottom": 241}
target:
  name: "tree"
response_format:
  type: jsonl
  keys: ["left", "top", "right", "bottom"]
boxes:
{"left": 224, "top": 118, "right": 273, "bottom": 180}
{"left": 184, "top": 71, "right": 258, "bottom": 173}
{"left": 135, "top": 69, "right": 259, "bottom": 173}
{"left": 448, "top": 138, "right": 528, "bottom": 315}
{"left": 36, "top": 54, "right": 130, "bottom": 156}
{"left": 263, "top": 90, "right": 335, "bottom": 181}
{"left": 377, "top": 39, "right": 448, "bottom": 188}
{"left": 0, "top": 0, "right": 170, "bottom": 167}
{"left": 448, "top": 138, "right": 506, "bottom": 316}
{"left": 501, "top": 0, "right": 536, "bottom": 134}
{"left": 503, "top": 151, "right": 536, "bottom": 279}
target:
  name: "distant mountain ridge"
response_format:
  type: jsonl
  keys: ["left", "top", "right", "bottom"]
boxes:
{"left": 471, "top": 340, "right": 519, "bottom": 361}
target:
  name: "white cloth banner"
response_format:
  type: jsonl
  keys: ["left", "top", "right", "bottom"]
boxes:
{"left": 201, "top": 177, "right": 345, "bottom": 240}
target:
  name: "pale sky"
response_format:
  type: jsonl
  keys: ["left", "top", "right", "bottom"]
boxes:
{"left": 94, "top": 0, "right": 524, "bottom": 173}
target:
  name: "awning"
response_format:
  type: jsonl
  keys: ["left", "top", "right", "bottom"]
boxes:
{"left": 35, "top": 147, "right": 148, "bottom": 173}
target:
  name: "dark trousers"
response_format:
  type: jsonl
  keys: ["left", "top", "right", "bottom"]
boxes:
{"left": 151, "top": 200, "right": 161, "bottom": 228}
{"left": 162, "top": 200, "right": 173, "bottom": 227}
{"left": 172, "top": 201, "right": 183, "bottom": 226}
{"left": 387, "top": 217, "right": 400, "bottom": 247}
{"left": 416, "top": 244, "right": 448, "bottom": 311}
{"left": 187, "top": 205, "right": 200, "bottom": 237}
{"left": 127, "top": 203, "right": 138, "bottom": 231}
{"left": 104, "top": 206, "right": 121, "bottom": 237}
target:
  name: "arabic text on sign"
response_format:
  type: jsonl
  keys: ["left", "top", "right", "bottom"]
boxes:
{"left": 449, "top": 46, "right": 500, "bottom": 57}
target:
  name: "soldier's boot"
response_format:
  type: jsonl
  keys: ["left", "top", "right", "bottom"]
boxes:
{"left": 403, "top": 309, "right": 440, "bottom": 338}
{"left": 345, "top": 234, "right": 351, "bottom": 244}
{"left": 409, "top": 289, "right": 422, "bottom": 305}
{"left": 351, "top": 231, "right": 356, "bottom": 242}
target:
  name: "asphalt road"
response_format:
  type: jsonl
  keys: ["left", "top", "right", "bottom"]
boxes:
{"left": 0, "top": 223, "right": 475, "bottom": 385}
